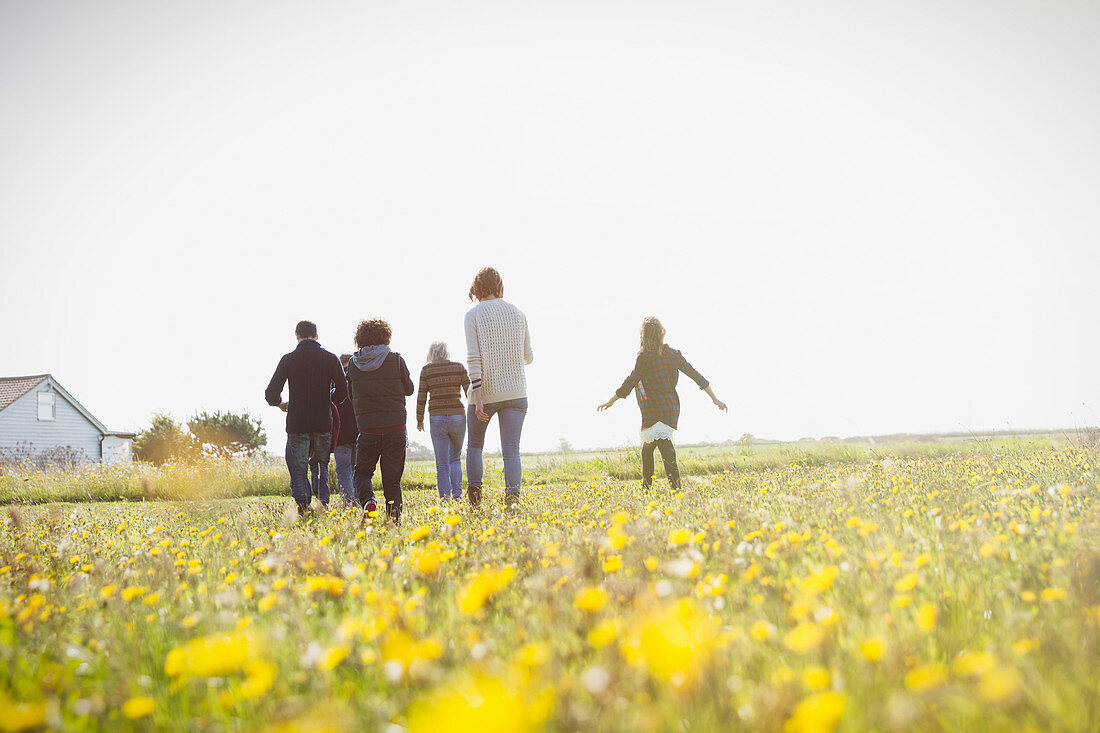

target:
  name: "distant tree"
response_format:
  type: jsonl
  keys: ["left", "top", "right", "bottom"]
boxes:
{"left": 558, "top": 438, "right": 572, "bottom": 455}
{"left": 407, "top": 441, "right": 433, "bottom": 460}
{"left": 739, "top": 433, "right": 755, "bottom": 447}
{"left": 133, "top": 414, "right": 196, "bottom": 465}
{"left": 188, "top": 411, "right": 267, "bottom": 459}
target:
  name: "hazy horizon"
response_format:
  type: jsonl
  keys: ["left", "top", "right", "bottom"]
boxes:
{"left": 2, "top": 1, "right": 1098, "bottom": 453}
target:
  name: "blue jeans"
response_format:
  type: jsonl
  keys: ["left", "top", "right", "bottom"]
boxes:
{"left": 467, "top": 398, "right": 527, "bottom": 497}
{"left": 334, "top": 444, "right": 355, "bottom": 504}
{"left": 286, "top": 432, "right": 331, "bottom": 515}
{"left": 308, "top": 459, "right": 331, "bottom": 507}
{"left": 430, "top": 414, "right": 466, "bottom": 499}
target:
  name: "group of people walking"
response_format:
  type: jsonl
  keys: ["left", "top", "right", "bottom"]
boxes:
{"left": 265, "top": 266, "right": 726, "bottom": 523}
{"left": 264, "top": 267, "right": 534, "bottom": 522}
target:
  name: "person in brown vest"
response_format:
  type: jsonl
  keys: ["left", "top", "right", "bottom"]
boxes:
{"left": 346, "top": 318, "right": 414, "bottom": 524}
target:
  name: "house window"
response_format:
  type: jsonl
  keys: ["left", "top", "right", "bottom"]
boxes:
{"left": 38, "top": 391, "right": 55, "bottom": 421}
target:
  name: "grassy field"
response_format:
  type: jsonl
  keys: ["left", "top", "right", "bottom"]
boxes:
{"left": 2, "top": 439, "right": 1099, "bottom": 731}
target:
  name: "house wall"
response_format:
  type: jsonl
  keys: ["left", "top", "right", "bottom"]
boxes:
{"left": 101, "top": 436, "right": 132, "bottom": 464}
{"left": 0, "top": 383, "right": 102, "bottom": 461}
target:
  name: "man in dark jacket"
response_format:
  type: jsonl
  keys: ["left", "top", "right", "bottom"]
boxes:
{"left": 347, "top": 318, "right": 414, "bottom": 524}
{"left": 265, "top": 320, "right": 347, "bottom": 517}
{"left": 334, "top": 353, "right": 358, "bottom": 505}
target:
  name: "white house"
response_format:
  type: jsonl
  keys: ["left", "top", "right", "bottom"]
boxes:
{"left": 0, "top": 374, "right": 134, "bottom": 464}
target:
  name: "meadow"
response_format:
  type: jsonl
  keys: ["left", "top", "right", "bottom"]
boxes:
{"left": 1, "top": 438, "right": 1098, "bottom": 731}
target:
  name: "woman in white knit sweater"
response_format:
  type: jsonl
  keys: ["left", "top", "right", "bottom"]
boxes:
{"left": 464, "top": 267, "right": 534, "bottom": 509}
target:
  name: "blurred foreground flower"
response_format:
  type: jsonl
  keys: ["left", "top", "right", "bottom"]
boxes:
{"left": 784, "top": 692, "right": 846, "bottom": 733}
{"left": 621, "top": 598, "right": 720, "bottom": 690}
{"left": 459, "top": 566, "right": 516, "bottom": 615}
{"left": 165, "top": 630, "right": 257, "bottom": 677}
{"left": 407, "top": 673, "right": 551, "bottom": 733}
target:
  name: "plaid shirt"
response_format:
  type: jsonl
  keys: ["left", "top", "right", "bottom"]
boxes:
{"left": 615, "top": 347, "right": 710, "bottom": 429}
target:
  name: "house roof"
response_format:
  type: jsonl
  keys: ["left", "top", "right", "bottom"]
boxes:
{"left": 0, "top": 373, "right": 115, "bottom": 436}
{"left": 0, "top": 374, "right": 49, "bottom": 412}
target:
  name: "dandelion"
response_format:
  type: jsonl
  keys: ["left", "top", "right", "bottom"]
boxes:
{"left": 412, "top": 547, "right": 442, "bottom": 576}
{"left": 799, "top": 566, "right": 839, "bottom": 595}
{"left": 0, "top": 697, "right": 48, "bottom": 731}
{"left": 669, "top": 528, "right": 692, "bottom": 546}
{"left": 893, "top": 573, "right": 918, "bottom": 592}
{"left": 1041, "top": 587, "right": 1067, "bottom": 603}
{"left": 784, "top": 623, "right": 826, "bottom": 654}
{"left": 459, "top": 566, "right": 516, "bottom": 615}
{"left": 978, "top": 666, "right": 1020, "bottom": 703}
{"left": 784, "top": 692, "right": 846, "bottom": 733}
{"left": 409, "top": 524, "right": 431, "bottom": 542}
{"left": 916, "top": 602, "right": 936, "bottom": 634}
{"left": 407, "top": 673, "right": 548, "bottom": 733}
{"left": 165, "top": 630, "right": 257, "bottom": 678}
{"left": 858, "top": 638, "right": 884, "bottom": 662}
{"left": 750, "top": 620, "right": 775, "bottom": 642}
{"left": 802, "top": 666, "right": 830, "bottom": 691}
{"left": 602, "top": 555, "right": 622, "bottom": 573}
{"left": 121, "top": 696, "right": 155, "bottom": 720}
{"left": 904, "top": 662, "right": 948, "bottom": 693}
{"left": 574, "top": 587, "right": 608, "bottom": 613}
{"left": 621, "top": 598, "right": 720, "bottom": 690}
{"left": 315, "top": 644, "right": 351, "bottom": 672}
{"left": 587, "top": 618, "right": 622, "bottom": 649}
{"left": 121, "top": 586, "right": 149, "bottom": 602}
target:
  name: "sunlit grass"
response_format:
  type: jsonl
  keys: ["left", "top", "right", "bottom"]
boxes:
{"left": 1, "top": 441, "right": 1098, "bottom": 731}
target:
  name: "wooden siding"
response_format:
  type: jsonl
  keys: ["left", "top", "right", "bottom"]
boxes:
{"left": 0, "top": 382, "right": 102, "bottom": 460}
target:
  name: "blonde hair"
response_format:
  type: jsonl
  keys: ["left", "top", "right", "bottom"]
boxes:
{"left": 426, "top": 341, "right": 449, "bottom": 363}
{"left": 640, "top": 317, "right": 666, "bottom": 353}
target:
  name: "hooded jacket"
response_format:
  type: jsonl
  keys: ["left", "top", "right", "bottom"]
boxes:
{"left": 346, "top": 345, "right": 415, "bottom": 430}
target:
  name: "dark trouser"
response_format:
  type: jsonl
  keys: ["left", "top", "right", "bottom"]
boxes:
{"left": 642, "top": 439, "right": 680, "bottom": 489}
{"left": 353, "top": 430, "right": 406, "bottom": 522}
{"left": 307, "top": 457, "right": 331, "bottom": 507}
{"left": 286, "top": 432, "right": 331, "bottom": 515}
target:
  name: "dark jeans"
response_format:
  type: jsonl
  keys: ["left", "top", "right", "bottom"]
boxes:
{"left": 642, "top": 439, "right": 680, "bottom": 489}
{"left": 353, "top": 430, "right": 406, "bottom": 522}
{"left": 467, "top": 398, "right": 527, "bottom": 502}
{"left": 286, "top": 432, "right": 331, "bottom": 514}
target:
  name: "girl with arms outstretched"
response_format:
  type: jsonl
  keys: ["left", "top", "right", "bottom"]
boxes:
{"left": 598, "top": 317, "right": 727, "bottom": 489}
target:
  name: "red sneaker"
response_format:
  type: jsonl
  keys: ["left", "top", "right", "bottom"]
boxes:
{"left": 362, "top": 500, "right": 378, "bottom": 522}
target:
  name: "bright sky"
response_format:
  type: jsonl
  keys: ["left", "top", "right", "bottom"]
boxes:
{"left": 2, "top": 1, "right": 1098, "bottom": 453}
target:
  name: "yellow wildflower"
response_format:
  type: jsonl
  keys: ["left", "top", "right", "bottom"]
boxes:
{"left": 121, "top": 696, "right": 155, "bottom": 720}
{"left": 784, "top": 623, "right": 826, "bottom": 654}
{"left": 784, "top": 692, "right": 846, "bottom": 733}
{"left": 905, "top": 662, "right": 948, "bottom": 693}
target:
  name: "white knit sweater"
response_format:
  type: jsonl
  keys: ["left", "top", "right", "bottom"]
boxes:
{"left": 464, "top": 298, "right": 534, "bottom": 404}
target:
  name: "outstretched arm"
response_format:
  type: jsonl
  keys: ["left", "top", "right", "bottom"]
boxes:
{"left": 704, "top": 385, "right": 727, "bottom": 412}
{"left": 597, "top": 394, "right": 621, "bottom": 412}
{"left": 675, "top": 350, "right": 726, "bottom": 411}
{"left": 599, "top": 360, "right": 641, "bottom": 412}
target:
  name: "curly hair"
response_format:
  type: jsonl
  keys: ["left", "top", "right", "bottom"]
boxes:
{"left": 469, "top": 267, "right": 504, "bottom": 302}
{"left": 354, "top": 318, "right": 392, "bottom": 348}
{"left": 640, "top": 316, "right": 666, "bottom": 353}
